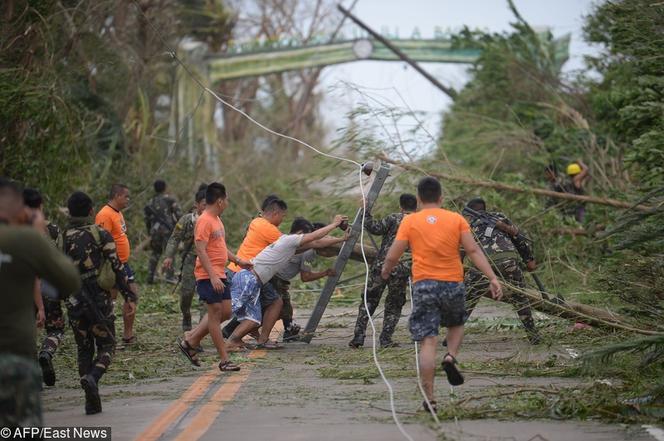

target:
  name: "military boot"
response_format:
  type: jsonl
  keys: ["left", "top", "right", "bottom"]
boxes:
{"left": 38, "top": 351, "right": 56, "bottom": 386}
{"left": 283, "top": 323, "right": 301, "bottom": 342}
{"left": 182, "top": 313, "right": 192, "bottom": 332}
{"left": 348, "top": 336, "right": 364, "bottom": 348}
{"left": 81, "top": 374, "right": 102, "bottom": 415}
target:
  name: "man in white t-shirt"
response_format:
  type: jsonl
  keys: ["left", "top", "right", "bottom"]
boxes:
{"left": 228, "top": 215, "right": 348, "bottom": 349}
{"left": 274, "top": 219, "right": 337, "bottom": 341}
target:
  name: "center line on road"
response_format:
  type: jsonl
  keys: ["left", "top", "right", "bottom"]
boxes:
{"left": 171, "top": 350, "right": 267, "bottom": 441}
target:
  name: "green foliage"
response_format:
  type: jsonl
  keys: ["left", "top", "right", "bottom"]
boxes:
{"left": 584, "top": 0, "right": 664, "bottom": 189}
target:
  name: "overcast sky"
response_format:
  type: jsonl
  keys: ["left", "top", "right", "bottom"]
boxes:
{"left": 317, "top": 0, "right": 601, "bottom": 150}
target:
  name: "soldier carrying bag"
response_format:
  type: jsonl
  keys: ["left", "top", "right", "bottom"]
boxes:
{"left": 61, "top": 226, "right": 116, "bottom": 292}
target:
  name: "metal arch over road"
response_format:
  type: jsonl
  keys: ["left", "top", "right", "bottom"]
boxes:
{"left": 205, "top": 35, "right": 570, "bottom": 82}
{"left": 171, "top": 33, "right": 570, "bottom": 173}
{"left": 207, "top": 39, "right": 483, "bottom": 82}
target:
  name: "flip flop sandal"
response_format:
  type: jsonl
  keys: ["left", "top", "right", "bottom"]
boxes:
{"left": 422, "top": 400, "right": 438, "bottom": 414}
{"left": 256, "top": 341, "right": 284, "bottom": 350}
{"left": 218, "top": 360, "right": 241, "bottom": 372}
{"left": 441, "top": 353, "right": 464, "bottom": 386}
{"left": 178, "top": 340, "right": 201, "bottom": 367}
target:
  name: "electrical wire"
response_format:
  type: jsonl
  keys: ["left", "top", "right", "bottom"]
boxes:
{"left": 130, "top": 2, "right": 415, "bottom": 440}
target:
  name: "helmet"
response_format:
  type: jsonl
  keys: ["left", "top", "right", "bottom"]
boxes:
{"left": 566, "top": 163, "right": 582, "bottom": 176}
{"left": 466, "top": 197, "right": 486, "bottom": 211}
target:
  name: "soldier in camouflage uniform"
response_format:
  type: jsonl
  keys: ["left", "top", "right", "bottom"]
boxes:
{"left": 1, "top": 178, "right": 81, "bottom": 429}
{"left": 37, "top": 220, "right": 67, "bottom": 386}
{"left": 462, "top": 198, "right": 541, "bottom": 344}
{"left": 163, "top": 189, "right": 207, "bottom": 331}
{"left": 349, "top": 194, "right": 417, "bottom": 349}
{"left": 144, "top": 179, "right": 182, "bottom": 283}
{"left": 63, "top": 191, "right": 136, "bottom": 415}
{"left": 22, "top": 187, "right": 68, "bottom": 386}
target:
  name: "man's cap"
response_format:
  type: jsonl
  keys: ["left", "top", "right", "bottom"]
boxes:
{"left": 567, "top": 163, "right": 582, "bottom": 176}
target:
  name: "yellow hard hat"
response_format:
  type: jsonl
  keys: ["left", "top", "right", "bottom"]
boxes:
{"left": 567, "top": 163, "right": 582, "bottom": 176}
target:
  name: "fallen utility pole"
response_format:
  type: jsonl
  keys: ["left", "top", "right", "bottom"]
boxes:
{"left": 299, "top": 162, "right": 391, "bottom": 343}
{"left": 337, "top": 4, "right": 457, "bottom": 100}
{"left": 380, "top": 155, "right": 653, "bottom": 212}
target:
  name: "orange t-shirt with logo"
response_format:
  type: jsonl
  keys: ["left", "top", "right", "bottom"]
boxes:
{"left": 395, "top": 208, "right": 470, "bottom": 283}
{"left": 96, "top": 205, "right": 130, "bottom": 263}
{"left": 194, "top": 211, "right": 228, "bottom": 281}
{"left": 227, "top": 217, "right": 282, "bottom": 272}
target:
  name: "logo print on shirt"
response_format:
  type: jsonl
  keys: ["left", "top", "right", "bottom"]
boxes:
{"left": 426, "top": 216, "right": 437, "bottom": 224}
{"left": 211, "top": 229, "right": 225, "bottom": 239}
{"left": 0, "top": 251, "right": 13, "bottom": 270}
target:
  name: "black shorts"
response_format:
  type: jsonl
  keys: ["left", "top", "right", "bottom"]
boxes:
{"left": 196, "top": 279, "right": 231, "bottom": 304}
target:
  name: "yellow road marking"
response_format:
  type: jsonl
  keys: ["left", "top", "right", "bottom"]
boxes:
{"left": 134, "top": 368, "right": 219, "bottom": 441}
{"left": 171, "top": 350, "right": 266, "bottom": 441}
{"left": 136, "top": 320, "right": 284, "bottom": 441}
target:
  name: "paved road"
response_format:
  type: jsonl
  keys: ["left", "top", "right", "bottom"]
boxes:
{"left": 43, "top": 303, "right": 660, "bottom": 441}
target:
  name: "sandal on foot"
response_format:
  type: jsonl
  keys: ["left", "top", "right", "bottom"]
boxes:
{"left": 218, "top": 360, "right": 241, "bottom": 372}
{"left": 441, "top": 353, "right": 464, "bottom": 386}
{"left": 422, "top": 399, "right": 438, "bottom": 414}
{"left": 256, "top": 341, "right": 283, "bottom": 350}
{"left": 122, "top": 335, "right": 137, "bottom": 345}
{"left": 178, "top": 340, "right": 201, "bottom": 367}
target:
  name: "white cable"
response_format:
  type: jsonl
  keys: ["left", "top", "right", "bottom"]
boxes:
{"left": 359, "top": 168, "right": 415, "bottom": 441}
{"left": 203, "top": 86, "right": 361, "bottom": 168}
{"left": 132, "top": 4, "right": 412, "bottom": 438}
{"left": 409, "top": 278, "right": 441, "bottom": 424}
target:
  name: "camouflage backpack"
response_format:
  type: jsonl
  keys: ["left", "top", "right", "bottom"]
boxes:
{"left": 62, "top": 225, "right": 115, "bottom": 291}
{"left": 87, "top": 226, "right": 116, "bottom": 291}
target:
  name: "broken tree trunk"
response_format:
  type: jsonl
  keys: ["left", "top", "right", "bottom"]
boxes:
{"left": 379, "top": 156, "right": 653, "bottom": 212}
{"left": 318, "top": 242, "right": 660, "bottom": 335}
{"left": 516, "top": 289, "right": 659, "bottom": 335}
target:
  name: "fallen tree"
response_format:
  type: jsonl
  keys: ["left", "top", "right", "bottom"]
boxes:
{"left": 317, "top": 242, "right": 661, "bottom": 336}
{"left": 379, "top": 155, "right": 653, "bottom": 212}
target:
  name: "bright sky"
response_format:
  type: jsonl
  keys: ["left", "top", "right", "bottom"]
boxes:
{"left": 318, "top": 0, "right": 600, "bottom": 150}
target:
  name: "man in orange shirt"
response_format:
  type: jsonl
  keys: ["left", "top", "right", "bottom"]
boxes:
{"left": 95, "top": 184, "right": 138, "bottom": 345}
{"left": 178, "top": 183, "right": 252, "bottom": 371}
{"left": 382, "top": 177, "right": 503, "bottom": 413}
{"left": 222, "top": 196, "right": 286, "bottom": 339}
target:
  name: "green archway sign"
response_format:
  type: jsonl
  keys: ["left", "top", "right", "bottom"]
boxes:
{"left": 172, "top": 34, "right": 570, "bottom": 174}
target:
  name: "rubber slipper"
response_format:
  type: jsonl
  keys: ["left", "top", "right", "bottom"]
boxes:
{"left": 441, "top": 353, "right": 464, "bottom": 386}
{"left": 422, "top": 399, "right": 438, "bottom": 414}
{"left": 178, "top": 340, "right": 201, "bottom": 367}
{"left": 256, "top": 341, "right": 284, "bottom": 350}
{"left": 219, "top": 360, "right": 241, "bottom": 372}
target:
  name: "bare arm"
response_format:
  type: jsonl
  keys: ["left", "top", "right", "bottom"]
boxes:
{"left": 300, "top": 215, "right": 346, "bottom": 247}
{"left": 574, "top": 160, "right": 590, "bottom": 188}
{"left": 301, "top": 268, "right": 334, "bottom": 282}
{"left": 34, "top": 279, "right": 45, "bottom": 328}
{"left": 381, "top": 239, "right": 409, "bottom": 280}
{"left": 460, "top": 232, "right": 503, "bottom": 300}
{"left": 227, "top": 250, "right": 252, "bottom": 269}
{"left": 305, "top": 230, "right": 350, "bottom": 250}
